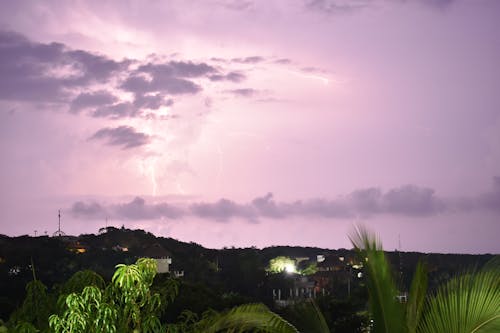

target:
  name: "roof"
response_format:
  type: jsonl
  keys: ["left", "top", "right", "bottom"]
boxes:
{"left": 141, "top": 243, "right": 172, "bottom": 258}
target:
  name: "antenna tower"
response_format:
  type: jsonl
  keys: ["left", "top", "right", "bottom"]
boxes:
{"left": 52, "top": 209, "right": 66, "bottom": 237}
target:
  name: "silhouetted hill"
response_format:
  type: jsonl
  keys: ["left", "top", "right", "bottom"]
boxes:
{"left": 0, "top": 228, "right": 495, "bottom": 321}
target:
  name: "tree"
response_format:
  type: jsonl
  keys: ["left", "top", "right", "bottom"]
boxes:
{"left": 49, "top": 258, "right": 166, "bottom": 333}
{"left": 349, "top": 226, "right": 500, "bottom": 333}
{"left": 50, "top": 258, "right": 298, "bottom": 333}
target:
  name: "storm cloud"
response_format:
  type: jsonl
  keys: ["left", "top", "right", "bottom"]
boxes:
{"left": 0, "top": 30, "right": 126, "bottom": 103}
{"left": 89, "top": 126, "right": 151, "bottom": 149}
{"left": 70, "top": 181, "right": 492, "bottom": 222}
{"left": 0, "top": 30, "right": 258, "bottom": 119}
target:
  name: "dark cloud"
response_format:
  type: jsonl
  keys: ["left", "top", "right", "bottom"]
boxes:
{"left": 231, "top": 56, "right": 265, "bottom": 64}
{"left": 70, "top": 90, "right": 117, "bottom": 112}
{"left": 306, "top": 0, "right": 455, "bottom": 14}
{"left": 120, "top": 60, "right": 218, "bottom": 95}
{"left": 89, "top": 126, "right": 151, "bottom": 149}
{"left": 218, "top": 0, "right": 253, "bottom": 11}
{"left": 226, "top": 88, "right": 258, "bottom": 97}
{"left": 92, "top": 102, "right": 138, "bottom": 118}
{"left": 415, "top": 0, "right": 455, "bottom": 10}
{"left": 305, "top": 0, "right": 372, "bottom": 14}
{"left": 65, "top": 49, "right": 126, "bottom": 85}
{"left": 0, "top": 30, "right": 261, "bottom": 120}
{"left": 71, "top": 197, "right": 184, "bottom": 220}
{"left": 133, "top": 93, "right": 173, "bottom": 110}
{"left": 114, "top": 197, "right": 184, "bottom": 220}
{"left": 190, "top": 199, "right": 255, "bottom": 221}
{"left": 301, "top": 66, "right": 326, "bottom": 73}
{"left": 71, "top": 201, "right": 107, "bottom": 219}
{"left": 251, "top": 193, "right": 285, "bottom": 218}
{"left": 0, "top": 30, "right": 126, "bottom": 103}
{"left": 208, "top": 71, "right": 246, "bottom": 82}
{"left": 274, "top": 58, "right": 292, "bottom": 65}
{"left": 70, "top": 182, "right": 469, "bottom": 222}
{"left": 120, "top": 74, "right": 201, "bottom": 95}
{"left": 381, "top": 185, "right": 444, "bottom": 216}
{"left": 0, "top": 31, "right": 68, "bottom": 102}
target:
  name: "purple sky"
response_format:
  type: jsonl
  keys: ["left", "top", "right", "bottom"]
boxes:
{"left": 1, "top": 0, "right": 499, "bottom": 254}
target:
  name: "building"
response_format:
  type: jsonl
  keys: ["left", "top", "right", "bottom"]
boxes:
{"left": 142, "top": 243, "right": 172, "bottom": 274}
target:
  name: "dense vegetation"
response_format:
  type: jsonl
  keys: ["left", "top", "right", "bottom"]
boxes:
{"left": 0, "top": 227, "right": 498, "bottom": 332}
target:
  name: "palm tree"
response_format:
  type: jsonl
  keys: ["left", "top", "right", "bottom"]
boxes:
{"left": 50, "top": 258, "right": 298, "bottom": 333}
{"left": 349, "top": 226, "right": 500, "bottom": 333}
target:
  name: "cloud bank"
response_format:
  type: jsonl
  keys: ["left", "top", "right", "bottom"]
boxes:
{"left": 70, "top": 178, "right": 500, "bottom": 222}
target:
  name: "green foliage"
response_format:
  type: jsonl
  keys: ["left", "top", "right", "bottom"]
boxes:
{"left": 350, "top": 225, "right": 500, "bottom": 333}
{"left": 167, "top": 303, "right": 298, "bottom": 333}
{"left": 50, "top": 258, "right": 166, "bottom": 333}
{"left": 60, "top": 270, "right": 106, "bottom": 295}
{"left": 349, "top": 226, "right": 406, "bottom": 333}
{"left": 300, "top": 262, "right": 318, "bottom": 275}
{"left": 267, "top": 256, "right": 296, "bottom": 274}
{"left": 49, "top": 286, "right": 117, "bottom": 333}
{"left": 406, "top": 261, "right": 427, "bottom": 333}
{"left": 110, "top": 258, "right": 163, "bottom": 332}
{"left": 280, "top": 300, "right": 330, "bottom": 333}
{"left": 9, "top": 279, "right": 52, "bottom": 331}
{"left": 417, "top": 258, "right": 500, "bottom": 333}
{"left": 12, "top": 321, "right": 38, "bottom": 333}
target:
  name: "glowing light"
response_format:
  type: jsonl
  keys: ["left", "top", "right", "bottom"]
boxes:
{"left": 286, "top": 69, "right": 331, "bottom": 85}
{"left": 284, "top": 263, "right": 296, "bottom": 274}
{"left": 267, "top": 256, "right": 297, "bottom": 274}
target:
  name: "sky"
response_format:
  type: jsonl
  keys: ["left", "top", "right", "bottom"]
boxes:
{"left": 0, "top": 0, "right": 499, "bottom": 254}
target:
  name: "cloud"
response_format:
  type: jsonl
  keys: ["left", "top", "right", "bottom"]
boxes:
{"left": 89, "top": 126, "right": 151, "bottom": 149}
{"left": 119, "top": 60, "right": 217, "bottom": 95}
{"left": 274, "top": 58, "right": 292, "bottom": 64}
{"left": 70, "top": 90, "right": 117, "bottom": 112}
{"left": 71, "top": 197, "right": 183, "bottom": 220}
{"left": 0, "top": 30, "right": 126, "bottom": 103}
{"left": 120, "top": 74, "right": 201, "bottom": 95}
{"left": 226, "top": 88, "right": 258, "bottom": 97}
{"left": 231, "top": 56, "right": 265, "bottom": 64}
{"left": 305, "top": 0, "right": 373, "bottom": 14}
{"left": 218, "top": 0, "right": 254, "bottom": 11}
{"left": 208, "top": 71, "right": 246, "bottom": 82}
{"left": 305, "top": 0, "right": 456, "bottom": 15}
{"left": 416, "top": 0, "right": 455, "bottom": 10}
{"left": 70, "top": 182, "right": 467, "bottom": 222}
{"left": 190, "top": 199, "right": 255, "bottom": 221}
{"left": 0, "top": 30, "right": 258, "bottom": 119}
{"left": 92, "top": 102, "right": 138, "bottom": 118}
{"left": 114, "top": 197, "right": 184, "bottom": 220}
{"left": 381, "top": 185, "right": 444, "bottom": 216}
{"left": 133, "top": 93, "right": 173, "bottom": 110}
{"left": 71, "top": 201, "right": 108, "bottom": 219}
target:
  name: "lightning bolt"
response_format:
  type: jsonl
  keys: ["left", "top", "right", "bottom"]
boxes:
{"left": 284, "top": 69, "right": 333, "bottom": 85}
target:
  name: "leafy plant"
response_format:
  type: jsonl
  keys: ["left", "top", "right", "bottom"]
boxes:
{"left": 349, "top": 225, "right": 500, "bottom": 333}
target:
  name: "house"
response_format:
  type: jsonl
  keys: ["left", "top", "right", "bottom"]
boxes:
{"left": 141, "top": 243, "right": 172, "bottom": 274}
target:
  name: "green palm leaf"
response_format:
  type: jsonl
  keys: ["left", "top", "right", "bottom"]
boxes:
{"left": 281, "top": 299, "right": 330, "bottom": 333}
{"left": 349, "top": 226, "right": 406, "bottom": 333}
{"left": 417, "top": 257, "right": 500, "bottom": 333}
{"left": 201, "top": 303, "right": 299, "bottom": 333}
{"left": 407, "top": 261, "right": 428, "bottom": 333}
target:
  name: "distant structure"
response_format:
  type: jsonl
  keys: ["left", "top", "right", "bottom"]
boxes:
{"left": 52, "top": 209, "right": 66, "bottom": 237}
{"left": 142, "top": 243, "right": 172, "bottom": 274}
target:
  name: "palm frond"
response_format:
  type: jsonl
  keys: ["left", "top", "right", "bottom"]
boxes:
{"left": 281, "top": 299, "right": 330, "bottom": 333}
{"left": 406, "top": 261, "right": 428, "bottom": 333}
{"left": 202, "top": 303, "right": 299, "bottom": 333}
{"left": 417, "top": 256, "right": 500, "bottom": 333}
{"left": 349, "top": 225, "right": 406, "bottom": 333}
